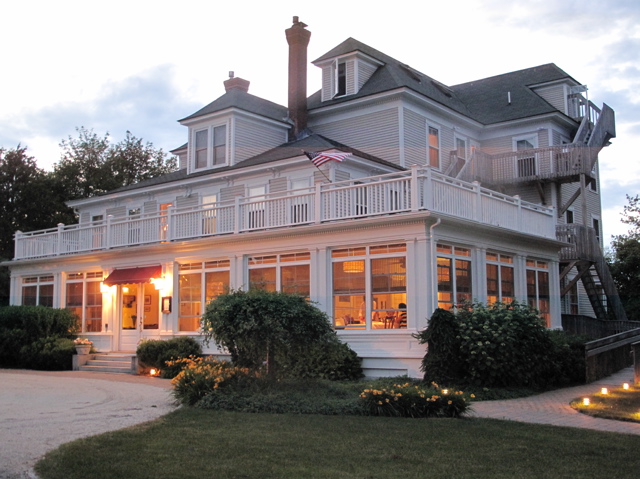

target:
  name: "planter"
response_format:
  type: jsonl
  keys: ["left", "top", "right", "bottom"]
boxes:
{"left": 75, "top": 345, "right": 91, "bottom": 355}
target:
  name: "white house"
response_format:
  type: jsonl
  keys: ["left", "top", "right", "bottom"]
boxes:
{"left": 7, "top": 17, "right": 619, "bottom": 377}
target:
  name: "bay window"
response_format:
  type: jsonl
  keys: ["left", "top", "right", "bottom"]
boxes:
{"left": 248, "top": 252, "right": 310, "bottom": 297}
{"left": 65, "top": 272, "right": 103, "bottom": 332}
{"left": 332, "top": 244, "right": 407, "bottom": 330}
{"left": 22, "top": 275, "right": 54, "bottom": 307}
{"left": 526, "top": 259, "right": 550, "bottom": 326}
{"left": 486, "top": 252, "right": 514, "bottom": 304}
{"left": 178, "top": 260, "right": 230, "bottom": 331}
{"left": 437, "top": 245, "right": 472, "bottom": 310}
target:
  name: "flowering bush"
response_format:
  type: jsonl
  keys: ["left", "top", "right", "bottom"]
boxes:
{"left": 170, "top": 357, "right": 251, "bottom": 406}
{"left": 73, "top": 337, "right": 93, "bottom": 345}
{"left": 359, "top": 382, "right": 473, "bottom": 418}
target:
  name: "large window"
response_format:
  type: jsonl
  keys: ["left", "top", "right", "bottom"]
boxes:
{"left": 213, "top": 125, "right": 227, "bottom": 165}
{"left": 178, "top": 260, "right": 230, "bottom": 331}
{"left": 248, "top": 252, "right": 310, "bottom": 296}
{"left": 486, "top": 252, "right": 514, "bottom": 305}
{"left": 526, "top": 259, "right": 550, "bottom": 326}
{"left": 65, "top": 272, "right": 103, "bottom": 332}
{"left": 437, "top": 244, "right": 472, "bottom": 310}
{"left": 194, "top": 125, "right": 227, "bottom": 170}
{"left": 332, "top": 244, "right": 407, "bottom": 330}
{"left": 22, "top": 275, "right": 54, "bottom": 307}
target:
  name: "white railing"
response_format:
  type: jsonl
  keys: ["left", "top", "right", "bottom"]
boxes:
{"left": 14, "top": 166, "right": 556, "bottom": 260}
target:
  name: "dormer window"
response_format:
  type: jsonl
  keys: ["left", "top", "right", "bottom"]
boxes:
{"left": 192, "top": 124, "right": 228, "bottom": 171}
{"left": 336, "top": 62, "right": 347, "bottom": 97}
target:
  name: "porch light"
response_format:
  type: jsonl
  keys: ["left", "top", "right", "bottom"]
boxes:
{"left": 583, "top": 398, "right": 590, "bottom": 406}
{"left": 601, "top": 388, "right": 608, "bottom": 395}
{"left": 442, "top": 389, "right": 449, "bottom": 395}
{"left": 151, "top": 276, "right": 167, "bottom": 291}
{"left": 343, "top": 261, "right": 364, "bottom": 273}
{"left": 623, "top": 383, "right": 629, "bottom": 390}
{"left": 100, "top": 282, "right": 114, "bottom": 294}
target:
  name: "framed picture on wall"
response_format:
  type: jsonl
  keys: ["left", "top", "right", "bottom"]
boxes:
{"left": 144, "top": 295, "right": 151, "bottom": 305}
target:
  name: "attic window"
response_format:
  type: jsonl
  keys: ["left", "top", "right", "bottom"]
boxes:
{"left": 431, "top": 80, "right": 453, "bottom": 98}
{"left": 336, "top": 62, "right": 347, "bottom": 97}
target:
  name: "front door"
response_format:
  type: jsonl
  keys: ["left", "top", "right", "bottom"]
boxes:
{"left": 119, "top": 283, "right": 160, "bottom": 351}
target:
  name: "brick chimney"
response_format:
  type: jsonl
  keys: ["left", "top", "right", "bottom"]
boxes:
{"left": 224, "top": 72, "right": 250, "bottom": 93}
{"left": 285, "top": 16, "right": 311, "bottom": 139}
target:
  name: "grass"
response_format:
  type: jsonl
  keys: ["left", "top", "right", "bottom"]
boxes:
{"left": 35, "top": 408, "right": 640, "bottom": 479}
{"left": 571, "top": 383, "right": 640, "bottom": 423}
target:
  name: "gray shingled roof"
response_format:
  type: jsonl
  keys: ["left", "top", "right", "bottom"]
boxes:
{"left": 309, "top": 38, "right": 578, "bottom": 125}
{"left": 180, "top": 88, "right": 289, "bottom": 123}
{"left": 452, "top": 64, "right": 577, "bottom": 124}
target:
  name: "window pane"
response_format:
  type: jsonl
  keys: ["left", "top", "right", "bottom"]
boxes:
{"left": 85, "top": 281, "right": 102, "bottom": 332}
{"left": 39, "top": 285, "right": 54, "bottom": 308}
{"left": 281, "top": 264, "right": 310, "bottom": 297}
{"left": 455, "top": 259, "right": 472, "bottom": 303}
{"left": 205, "top": 271, "right": 229, "bottom": 302}
{"left": 195, "top": 130, "right": 207, "bottom": 169}
{"left": 486, "top": 264, "right": 499, "bottom": 304}
{"left": 501, "top": 266, "right": 514, "bottom": 303}
{"left": 213, "top": 125, "right": 226, "bottom": 165}
{"left": 437, "top": 257, "right": 453, "bottom": 309}
{"left": 249, "top": 267, "right": 276, "bottom": 291}
{"left": 179, "top": 273, "right": 202, "bottom": 331}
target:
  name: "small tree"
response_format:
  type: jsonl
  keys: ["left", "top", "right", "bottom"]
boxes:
{"left": 201, "top": 289, "right": 335, "bottom": 377}
{"left": 414, "top": 308, "right": 462, "bottom": 384}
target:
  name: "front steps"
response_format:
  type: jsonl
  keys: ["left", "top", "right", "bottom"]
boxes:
{"left": 75, "top": 353, "right": 135, "bottom": 374}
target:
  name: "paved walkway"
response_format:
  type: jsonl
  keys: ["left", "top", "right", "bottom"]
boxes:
{"left": 0, "top": 369, "right": 175, "bottom": 479}
{"left": 471, "top": 367, "right": 640, "bottom": 435}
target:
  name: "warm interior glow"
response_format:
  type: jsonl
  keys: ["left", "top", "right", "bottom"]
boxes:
{"left": 583, "top": 398, "right": 590, "bottom": 405}
{"left": 623, "top": 383, "right": 630, "bottom": 390}
{"left": 343, "top": 261, "right": 364, "bottom": 273}
{"left": 601, "top": 388, "right": 608, "bottom": 395}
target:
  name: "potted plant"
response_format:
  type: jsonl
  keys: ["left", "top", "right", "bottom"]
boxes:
{"left": 74, "top": 337, "right": 93, "bottom": 355}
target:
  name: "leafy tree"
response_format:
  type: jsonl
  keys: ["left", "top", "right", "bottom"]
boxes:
{"left": 53, "top": 127, "right": 177, "bottom": 199}
{"left": 0, "top": 147, "right": 72, "bottom": 304}
{"left": 608, "top": 195, "right": 640, "bottom": 321}
{"left": 201, "top": 289, "right": 338, "bottom": 377}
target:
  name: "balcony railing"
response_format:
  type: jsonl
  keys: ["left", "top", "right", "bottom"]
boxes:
{"left": 14, "top": 166, "right": 556, "bottom": 260}
{"left": 460, "top": 145, "right": 599, "bottom": 186}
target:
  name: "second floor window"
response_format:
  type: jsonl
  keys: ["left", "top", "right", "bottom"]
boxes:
{"left": 213, "top": 125, "right": 226, "bottom": 165}
{"left": 195, "top": 130, "right": 208, "bottom": 169}
{"left": 428, "top": 127, "right": 439, "bottom": 168}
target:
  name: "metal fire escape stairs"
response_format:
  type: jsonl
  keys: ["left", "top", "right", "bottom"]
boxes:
{"left": 557, "top": 102, "right": 626, "bottom": 321}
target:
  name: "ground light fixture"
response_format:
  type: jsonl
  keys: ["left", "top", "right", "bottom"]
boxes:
{"left": 583, "top": 398, "right": 590, "bottom": 405}
{"left": 601, "top": 388, "right": 608, "bottom": 395}
{"left": 623, "top": 383, "right": 630, "bottom": 390}
{"left": 149, "top": 369, "right": 158, "bottom": 376}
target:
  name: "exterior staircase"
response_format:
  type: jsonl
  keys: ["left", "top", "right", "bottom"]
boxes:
{"left": 78, "top": 353, "right": 135, "bottom": 374}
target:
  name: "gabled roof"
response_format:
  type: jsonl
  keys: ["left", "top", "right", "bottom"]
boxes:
{"left": 180, "top": 88, "right": 289, "bottom": 124}
{"left": 309, "top": 38, "right": 578, "bottom": 125}
{"left": 308, "top": 38, "right": 472, "bottom": 117}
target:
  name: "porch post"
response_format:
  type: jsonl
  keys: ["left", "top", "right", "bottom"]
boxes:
{"left": 56, "top": 223, "right": 64, "bottom": 256}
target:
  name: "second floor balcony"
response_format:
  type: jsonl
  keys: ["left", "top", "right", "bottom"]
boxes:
{"left": 14, "top": 166, "right": 556, "bottom": 260}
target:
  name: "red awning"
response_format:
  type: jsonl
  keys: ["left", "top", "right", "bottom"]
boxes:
{"left": 103, "top": 265, "right": 162, "bottom": 286}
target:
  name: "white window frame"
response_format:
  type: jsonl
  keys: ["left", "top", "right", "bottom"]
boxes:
{"left": 427, "top": 124, "right": 440, "bottom": 169}
{"left": 191, "top": 122, "right": 229, "bottom": 171}
{"left": 65, "top": 272, "right": 104, "bottom": 332}
{"left": 248, "top": 252, "right": 311, "bottom": 296}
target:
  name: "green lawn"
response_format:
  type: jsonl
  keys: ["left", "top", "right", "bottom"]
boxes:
{"left": 36, "top": 408, "right": 640, "bottom": 479}
{"left": 572, "top": 384, "right": 640, "bottom": 423}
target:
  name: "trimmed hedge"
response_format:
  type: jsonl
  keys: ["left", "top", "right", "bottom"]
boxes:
{"left": 0, "top": 306, "right": 78, "bottom": 370}
{"left": 136, "top": 337, "right": 203, "bottom": 378}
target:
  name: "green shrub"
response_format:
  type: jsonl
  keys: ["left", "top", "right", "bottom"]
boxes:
{"left": 20, "top": 337, "right": 76, "bottom": 370}
{"left": 202, "top": 289, "right": 356, "bottom": 379}
{"left": 0, "top": 306, "right": 78, "bottom": 369}
{"left": 136, "top": 337, "right": 202, "bottom": 378}
{"left": 170, "top": 357, "right": 250, "bottom": 406}
{"left": 414, "top": 308, "right": 462, "bottom": 384}
{"left": 416, "top": 302, "right": 586, "bottom": 389}
{"left": 278, "top": 335, "right": 363, "bottom": 381}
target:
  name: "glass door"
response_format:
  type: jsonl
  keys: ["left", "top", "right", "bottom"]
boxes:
{"left": 119, "top": 283, "right": 160, "bottom": 351}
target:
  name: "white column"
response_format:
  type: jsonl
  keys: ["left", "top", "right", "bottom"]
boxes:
{"left": 548, "top": 259, "right": 562, "bottom": 329}
{"left": 410, "top": 237, "right": 429, "bottom": 331}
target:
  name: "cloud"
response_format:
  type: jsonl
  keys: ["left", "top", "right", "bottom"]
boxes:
{"left": 0, "top": 65, "right": 202, "bottom": 169}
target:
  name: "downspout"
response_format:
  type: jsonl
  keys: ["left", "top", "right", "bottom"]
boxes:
{"left": 429, "top": 218, "right": 442, "bottom": 316}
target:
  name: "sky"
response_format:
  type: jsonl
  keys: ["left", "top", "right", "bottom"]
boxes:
{"left": 1, "top": 0, "right": 638, "bottom": 246}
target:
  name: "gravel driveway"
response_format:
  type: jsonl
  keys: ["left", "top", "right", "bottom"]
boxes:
{"left": 0, "top": 370, "right": 176, "bottom": 479}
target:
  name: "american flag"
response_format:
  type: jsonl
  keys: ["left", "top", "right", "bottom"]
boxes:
{"left": 304, "top": 150, "right": 352, "bottom": 167}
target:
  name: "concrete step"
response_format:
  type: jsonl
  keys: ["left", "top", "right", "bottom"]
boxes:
{"left": 78, "top": 353, "right": 135, "bottom": 374}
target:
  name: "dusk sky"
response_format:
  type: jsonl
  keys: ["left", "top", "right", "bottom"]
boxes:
{"left": 1, "top": 0, "right": 638, "bottom": 246}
